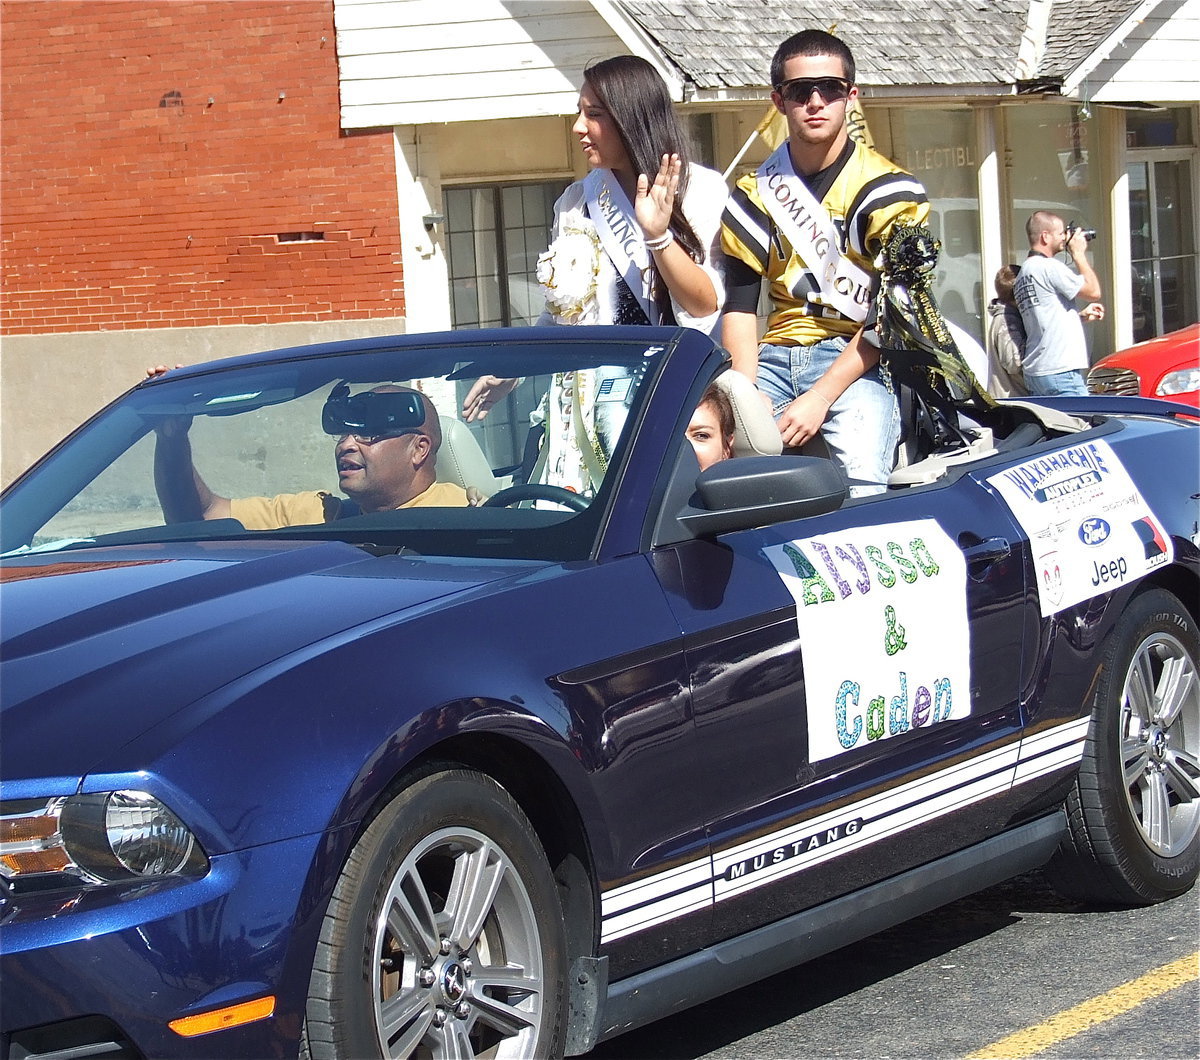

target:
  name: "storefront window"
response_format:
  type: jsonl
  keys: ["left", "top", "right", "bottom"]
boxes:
{"left": 1126, "top": 107, "right": 1193, "bottom": 149}
{"left": 1128, "top": 157, "right": 1197, "bottom": 341}
{"left": 443, "top": 180, "right": 567, "bottom": 465}
{"left": 1005, "top": 104, "right": 1102, "bottom": 256}
{"left": 881, "top": 107, "right": 983, "bottom": 339}
{"left": 1006, "top": 103, "right": 1105, "bottom": 358}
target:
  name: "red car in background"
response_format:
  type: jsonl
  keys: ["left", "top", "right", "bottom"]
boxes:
{"left": 1088, "top": 323, "right": 1200, "bottom": 406}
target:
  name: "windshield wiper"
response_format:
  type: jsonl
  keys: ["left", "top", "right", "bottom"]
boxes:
{"left": 3, "top": 518, "right": 257, "bottom": 556}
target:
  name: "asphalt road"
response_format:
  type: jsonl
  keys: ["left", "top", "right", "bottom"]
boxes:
{"left": 584, "top": 870, "right": 1199, "bottom": 1060}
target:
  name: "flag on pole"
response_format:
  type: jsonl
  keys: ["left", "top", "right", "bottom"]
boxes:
{"left": 754, "top": 104, "right": 788, "bottom": 151}
{"left": 722, "top": 104, "right": 784, "bottom": 180}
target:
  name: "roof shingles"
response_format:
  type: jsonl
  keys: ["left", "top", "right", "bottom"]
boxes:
{"left": 1043, "top": 0, "right": 1144, "bottom": 77}
{"left": 619, "top": 0, "right": 1143, "bottom": 91}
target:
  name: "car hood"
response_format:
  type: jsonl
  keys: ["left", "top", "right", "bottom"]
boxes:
{"left": 0, "top": 539, "right": 537, "bottom": 791}
{"left": 1095, "top": 324, "right": 1199, "bottom": 369}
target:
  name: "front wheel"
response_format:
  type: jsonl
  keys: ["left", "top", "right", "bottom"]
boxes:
{"left": 1046, "top": 588, "right": 1200, "bottom": 904}
{"left": 304, "top": 767, "right": 567, "bottom": 1059}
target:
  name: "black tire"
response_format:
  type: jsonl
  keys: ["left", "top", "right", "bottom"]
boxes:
{"left": 303, "top": 768, "right": 568, "bottom": 1059}
{"left": 1046, "top": 588, "right": 1200, "bottom": 904}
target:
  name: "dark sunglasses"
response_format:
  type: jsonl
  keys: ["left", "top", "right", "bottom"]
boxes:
{"left": 335, "top": 428, "right": 424, "bottom": 446}
{"left": 775, "top": 76, "right": 853, "bottom": 104}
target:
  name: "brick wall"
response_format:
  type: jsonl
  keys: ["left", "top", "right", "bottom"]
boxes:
{"left": 0, "top": 0, "right": 403, "bottom": 335}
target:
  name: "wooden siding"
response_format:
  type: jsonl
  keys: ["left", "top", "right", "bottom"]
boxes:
{"left": 1070, "top": 0, "right": 1200, "bottom": 102}
{"left": 335, "top": 0, "right": 633, "bottom": 126}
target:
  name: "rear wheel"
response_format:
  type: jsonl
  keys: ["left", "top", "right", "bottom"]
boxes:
{"left": 1047, "top": 588, "right": 1200, "bottom": 903}
{"left": 304, "top": 767, "right": 567, "bottom": 1058}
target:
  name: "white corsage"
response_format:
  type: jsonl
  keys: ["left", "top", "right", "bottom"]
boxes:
{"left": 537, "top": 221, "right": 602, "bottom": 324}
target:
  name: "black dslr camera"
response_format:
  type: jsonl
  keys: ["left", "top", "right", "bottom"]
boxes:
{"left": 1066, "top": 221, "right": 1097, "bottom": 243}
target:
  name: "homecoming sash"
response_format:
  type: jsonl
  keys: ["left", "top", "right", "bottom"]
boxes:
{"left": 756, "top": 143, "right": 873, "bottom": 323}
{"left": 584, "top": 169, "right": 657, "bottom": 324}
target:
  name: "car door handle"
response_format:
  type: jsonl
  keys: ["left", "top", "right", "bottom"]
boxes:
{"left": 961, "top": 537, "right": 1012, "bottom": 567}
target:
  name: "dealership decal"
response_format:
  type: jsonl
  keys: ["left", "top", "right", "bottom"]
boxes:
{"left": 987, "top": 440, "right": 1173, "bottom": 617}
{"left": 764, "top": 519, "right": 972, "bottom": 763}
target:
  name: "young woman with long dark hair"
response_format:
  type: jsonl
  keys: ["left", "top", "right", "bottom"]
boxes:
{"left": 463, "top": 55, "right": 728, "bottom": 495}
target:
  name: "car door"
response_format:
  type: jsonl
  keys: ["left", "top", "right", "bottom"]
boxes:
{"left": 650, "top": 456, "right": 1038, "bottom": 945}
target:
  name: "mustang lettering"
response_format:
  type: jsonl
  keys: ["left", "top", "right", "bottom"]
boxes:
{"left": 725, "top": 818, "right": 863, "bottom": 881}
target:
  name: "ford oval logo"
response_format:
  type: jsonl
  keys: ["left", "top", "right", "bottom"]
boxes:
{"left": 1078, "top": 518, "right": 1111, "bottom": 546}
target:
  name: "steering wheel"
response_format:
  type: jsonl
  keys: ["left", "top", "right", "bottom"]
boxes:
{"left": 482, "top": 483, "right": 589, "bottom": 511}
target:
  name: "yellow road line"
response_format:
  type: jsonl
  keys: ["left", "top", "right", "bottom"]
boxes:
{"left": 967, "top": 951, "right": 1199, "bottom": 1059}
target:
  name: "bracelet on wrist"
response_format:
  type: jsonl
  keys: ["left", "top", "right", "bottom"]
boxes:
{"left": 809, "top": 388, "right": 833, "bottom": 408}
{"left": 645, "top": 230, "right": 674, "bottom": 252}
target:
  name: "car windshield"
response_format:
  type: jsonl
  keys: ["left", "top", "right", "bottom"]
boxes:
{"left": 0, "top": 331, "right": 673, "bottom": 562}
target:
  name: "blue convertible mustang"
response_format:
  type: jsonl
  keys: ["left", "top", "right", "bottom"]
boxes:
{"left": 2, "top": 326, "right": 1198, "bottom": 1059}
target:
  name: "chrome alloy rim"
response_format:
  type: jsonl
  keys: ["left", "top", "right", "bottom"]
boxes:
{"left": 1120, "top": 630, "right": 1200, "bottom": 857}
{"left": 371, "top": 827, "right": 545, "bottom": 1058}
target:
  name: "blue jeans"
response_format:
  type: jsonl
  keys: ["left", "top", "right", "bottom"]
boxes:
{"left": 1025, "top": 369, "right": 1088, "bottom": 397}
{"left": 757, "top": 338, "right": 900, "bottom": 497}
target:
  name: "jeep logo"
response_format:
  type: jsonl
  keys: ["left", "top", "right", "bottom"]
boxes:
{"left": 1090, "top": 556, "right": 1129, "bottom": 586}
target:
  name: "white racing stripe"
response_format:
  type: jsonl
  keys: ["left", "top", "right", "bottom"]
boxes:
{"left": 601, "top": 860, "right": 714, "bottom": 916}
{"left": 715, "top": 743, "right": 1019, "bottom": 901}
{"left": 599, "top": 717, "right": 1091, "bottom": 944}
{"left": 1014, "top": 716, "right": 1091, "bottom": 785}
{"left": 601, "top": 888, "right": 715, "bottom": 944}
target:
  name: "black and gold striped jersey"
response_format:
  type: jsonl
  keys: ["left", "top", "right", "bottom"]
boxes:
{"left": 722, "top": 141, "right": 930, "bottom": 346}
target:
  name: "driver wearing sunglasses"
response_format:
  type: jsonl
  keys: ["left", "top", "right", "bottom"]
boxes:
{"left": 153, "top": 384, "right": 468, "bottom": 529}
{"left": 720, "top": 29, "right": 931, "bottom": 498}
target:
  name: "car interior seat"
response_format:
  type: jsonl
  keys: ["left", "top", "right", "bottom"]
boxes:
{"left": 437, "top": 415, "right": 509, "bottom": 497}
{"left": 712, "top": 369, "right": 783, "bottom": 458}
{"left": 713, "top": 367, "right": 836, "bottom": 460}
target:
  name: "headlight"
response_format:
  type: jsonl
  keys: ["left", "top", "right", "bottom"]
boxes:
{"left": 0, "top": 791, "right": 208, "bottom": 889}
{"left": 1155, "top": 367, "right": 1200, "bottom": 396}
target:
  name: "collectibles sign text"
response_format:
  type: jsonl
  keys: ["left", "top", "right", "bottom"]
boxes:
{"left": 765, "top": 519, "right": 972, "bottom": 763}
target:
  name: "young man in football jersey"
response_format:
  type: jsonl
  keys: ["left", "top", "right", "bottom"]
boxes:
{"left": 721, "top": 29, "right": 930, "bottom": 496}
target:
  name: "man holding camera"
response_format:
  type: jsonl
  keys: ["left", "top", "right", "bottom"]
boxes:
{"left": 1014, "top": 210, "right": 1105, "bottom": 397}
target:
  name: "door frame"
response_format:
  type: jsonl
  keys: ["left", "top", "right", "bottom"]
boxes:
{"left": 1124, "top": 145, "right": 1199, "bottom": 342}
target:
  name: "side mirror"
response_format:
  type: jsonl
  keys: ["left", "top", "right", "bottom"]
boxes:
{"left": 676, "top": 456, "right": 847, "bottom": 537}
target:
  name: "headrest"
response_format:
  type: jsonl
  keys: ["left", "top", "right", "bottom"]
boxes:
{"left": 713, "top": 369, "right": 783, "bottom": 458}
{"left": 437, "top": 416, "right": 501, "bottom": 496}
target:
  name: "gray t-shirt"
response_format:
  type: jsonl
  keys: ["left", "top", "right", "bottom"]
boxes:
{"left": 1013, "top": 254, "right": 1086, "bottom": 375}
